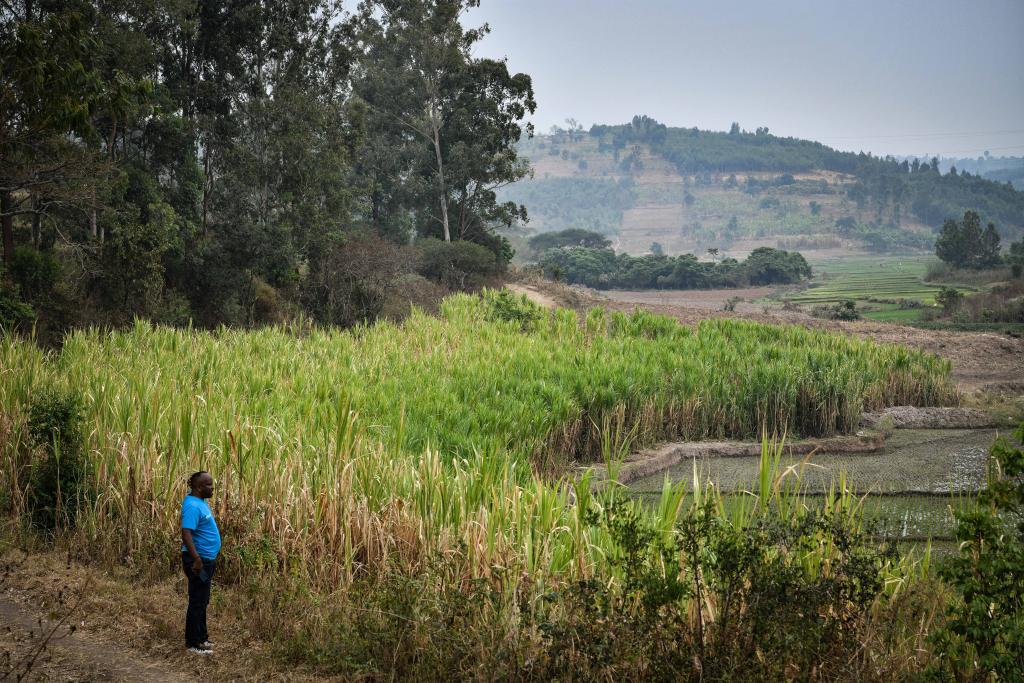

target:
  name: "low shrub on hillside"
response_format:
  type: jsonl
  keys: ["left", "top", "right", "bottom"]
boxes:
{"left": 812, "top": 300, "right": 861, "bottom": 321}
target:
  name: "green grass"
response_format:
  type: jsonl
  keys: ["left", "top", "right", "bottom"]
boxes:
{"left": 0, "top": 292, "right": 954, "bottom": 675}
{"left": 785, "top": 255, "right": 975, "bottom": 320}
{"left": 632, "top": 491, "right": 965, "bottom": 540}
{"left": 0, "top": 291, "right": 956, "bottom": 589}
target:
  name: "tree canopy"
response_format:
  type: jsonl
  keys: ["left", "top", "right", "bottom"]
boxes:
{"left": 935, "top": 211, "right": 1002, "bottom": 270}
{"left": 0, "top": 0, "right": 534, "bottom": 338}
{"left": 539, "top": 245, "right": 810, "bottom": 290}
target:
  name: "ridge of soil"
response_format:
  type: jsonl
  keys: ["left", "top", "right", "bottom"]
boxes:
{"left": 586, "top": 431, "right": 885, "bottom": 486}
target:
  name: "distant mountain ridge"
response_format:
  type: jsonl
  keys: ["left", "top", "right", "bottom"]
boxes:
{"left": 499, "top": 117, "right": 1024, "bottom": 259}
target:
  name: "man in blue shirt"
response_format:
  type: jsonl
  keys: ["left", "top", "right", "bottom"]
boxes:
{"left": 180, "top": 471, "right": 221, "bottom": 655}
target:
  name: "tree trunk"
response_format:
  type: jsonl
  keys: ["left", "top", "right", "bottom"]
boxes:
{"left": 430, "top": 114, "right": 450, "bottom": 242}
{"left": 31, "top": 195, "right": 40, "bottom": 248}
{"left": 202, "top": 144, "right": 211, "bottom": 233}
{"left": 1, "top": 191, "right": 13, "bottom": 276}
{"left": 90, "top": 185, "right": 98, "bottom": 240}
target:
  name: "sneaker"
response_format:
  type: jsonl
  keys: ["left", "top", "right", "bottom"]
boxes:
{"left": 187, "top": 646, "right": 213, "bottom": 655}
{"left": 200, "top": 641, "right": 215, "bottom": 651}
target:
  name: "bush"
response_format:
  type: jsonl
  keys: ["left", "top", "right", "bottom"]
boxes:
{"left": 416, "top": 238, "right": 500, "bottom": 291}
{"left": 534, "top": 499, "right": 889, "bottom": 681}
{"left": 302, "top": 233, "right": 417, "bottom": 327}
{"left": 10, "top": 246, "right": 60, "bottom": 301}
{"left": 812, "top": 300, "right": 860, "bottom": 321}
{"left": 936, "top": 286, "right": 964, "bottom": 314}
{"left": 0, "top": 285, "right": 35, "bottom": 331}
{"left": 930, "top": 423, "right": 1024, "bottom": 679}
{"left": 481, "top": 288, "right": 544, "bottom": 331}
{"left": 25, "top": 388, "right": 92, "bottom": 531}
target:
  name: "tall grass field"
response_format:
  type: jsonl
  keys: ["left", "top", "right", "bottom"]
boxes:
{"left": 0, "top": 291, "right": 961, "bottom": 678}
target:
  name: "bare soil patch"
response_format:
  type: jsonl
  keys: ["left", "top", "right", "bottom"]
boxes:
{"left": 0, "top": 548, "right": 321, "bottom": 682}
{"left": 602, "top": 287, "right": 775, "bottom": 312}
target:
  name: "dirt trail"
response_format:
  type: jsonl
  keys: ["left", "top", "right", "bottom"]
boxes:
{"left": 1, "top": 591, "right": 190, "bottom": 682}
{"left": 506, "top": 283, "right": 558, "bottom": 309}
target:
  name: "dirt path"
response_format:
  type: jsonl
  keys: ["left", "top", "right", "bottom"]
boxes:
{"left": 506, "top": 283, "right": 558, "bottom": 309}
{"left": 0, "top": 591, "right": 190, "bottom": 682}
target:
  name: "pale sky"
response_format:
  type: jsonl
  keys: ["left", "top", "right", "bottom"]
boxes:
{"left": 463, "top": 0, "right": 1024, "bottom": 159}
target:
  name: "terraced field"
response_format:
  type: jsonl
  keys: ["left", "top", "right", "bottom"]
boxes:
{"left": 786, "top": 256, "right": 973, "bottom": 322}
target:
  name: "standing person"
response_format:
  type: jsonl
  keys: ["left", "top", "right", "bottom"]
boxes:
{"left": 180, "top": 471, "right": 221, "bottom": 655}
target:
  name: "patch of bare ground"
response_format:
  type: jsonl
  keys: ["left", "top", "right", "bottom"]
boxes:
{"left": 601, "top": 287, "right": 776, "bottom": 313}
{"left": 0, "top": 548, "right": 322, "bottom": 682}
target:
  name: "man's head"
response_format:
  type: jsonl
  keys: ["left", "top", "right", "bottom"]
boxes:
{"left": 188, "top": 471, "right": 214, "bottom": 499}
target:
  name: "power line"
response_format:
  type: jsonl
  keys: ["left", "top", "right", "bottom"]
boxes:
{"left": 821, "top": 128, "right": 1024, "bottom": 140}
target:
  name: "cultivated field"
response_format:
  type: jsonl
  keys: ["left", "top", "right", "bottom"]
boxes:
{"left": 788, "top": 255, "right": 972, "bottom": 322}
{"left": 0, "top": 292, "right": 991, "bottom": 679}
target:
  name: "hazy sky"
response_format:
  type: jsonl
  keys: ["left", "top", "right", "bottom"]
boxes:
{"left": 462, "top": 0, "right": 1024, "bottom": 158}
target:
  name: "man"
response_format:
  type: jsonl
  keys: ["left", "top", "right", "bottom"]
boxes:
{"left": 181, "top": 471, "right": 221, "bottom": 655}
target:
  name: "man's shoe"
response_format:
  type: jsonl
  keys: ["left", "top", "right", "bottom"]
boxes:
{"left": 187, "top": 645, "right": 213, "bottom": 655}
{"left": 200, "top": 641, "right": 215, "bottom": 650}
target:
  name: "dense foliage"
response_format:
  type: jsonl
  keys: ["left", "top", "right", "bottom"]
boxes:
{"left": 540, "top": 246, "right": 811, "bottom": 289}
{"left": 0, "top": 0, "right": 533, "bottom": 340}
{"left": 935, "top": 210, "right": 1003, "bottom": 269}
{"left": 527, "top": 228, "right": 612, "bottom": 251}
{"left": 931, "top": 423, "right": 1024, "bottom": 679}
{"left": 0, "top": 293, "right": 956, "bottom": 678}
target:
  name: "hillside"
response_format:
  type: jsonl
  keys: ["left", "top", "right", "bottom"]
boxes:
{"left": 499, "top": 118, "right": 1024, "bottom": 260}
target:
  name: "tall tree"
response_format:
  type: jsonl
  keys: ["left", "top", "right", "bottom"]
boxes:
{"left": 353, "top": 0, "right": 534, "bottom": 246}
{"left": 0, "top": 3, "right": 107, "bottom": 271}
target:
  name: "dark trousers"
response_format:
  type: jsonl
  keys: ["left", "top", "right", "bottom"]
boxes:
{"left": 182, "top": 553, "right": 217, "bottom": 647}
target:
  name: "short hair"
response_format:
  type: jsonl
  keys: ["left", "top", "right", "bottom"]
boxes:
{"left": 188, "top": 471, "right": 208, "bottom": 491}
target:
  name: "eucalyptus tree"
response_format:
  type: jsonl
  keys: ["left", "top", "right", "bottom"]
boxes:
{"left": 352, "top": 0, "right": 535, "bottom": 249}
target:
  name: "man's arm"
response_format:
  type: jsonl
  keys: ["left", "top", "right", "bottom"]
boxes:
{"left": 181, "top": 528, "right": 202, "bottom": 575}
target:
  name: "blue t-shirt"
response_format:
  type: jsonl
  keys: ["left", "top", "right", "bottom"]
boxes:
{"left": 180, "top": 495, "right": 221, "bottom": 559}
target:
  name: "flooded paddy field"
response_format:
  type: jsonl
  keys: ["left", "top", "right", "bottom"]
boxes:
{"left": 628, "top": 428, "right": 1004, "bottom": 541}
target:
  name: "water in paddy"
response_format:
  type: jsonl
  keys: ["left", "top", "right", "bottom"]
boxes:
{"left": 628, "top": 428, "right": 1002, "bottom": 540}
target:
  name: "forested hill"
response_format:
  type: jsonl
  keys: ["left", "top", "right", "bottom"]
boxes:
{"left": 591, "top": 117, "right": 1024, "bottom": 228}
{"left": 502, "top": 116, "right": 1024, "bottom": 259}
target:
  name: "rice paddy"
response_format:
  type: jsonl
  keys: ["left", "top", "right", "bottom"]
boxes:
{"left": 786, "top": 255, "right": 974, "bottom": 322}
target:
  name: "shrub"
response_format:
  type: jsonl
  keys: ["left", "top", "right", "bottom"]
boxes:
{"left": 481, "top": 288, "right": 544, "bottom": 331}
{"left": 534, "top": 498, "right": 890, "bottom": 681}
{"left": 930, "top": 423, "right": 1024, "bottom": 679}
{"left": 416, "top": 238, "right": 500, "bottom": 290}
{"left": 0, "top": 285, "right": 34, "bottom": 331}
{"left": 25, "top": 388, "right": 91, "bottom": 530}
{"left": 303, "top": 233, "right": 417, "bottom": 327}
{"left": 936, "top": 286, "right": 964, "bottom": 314}
{"left": 812, "top": 300, "right": 860, "bottom": 321}
{"left": 10, "top": 246, "right": 59, "bottom": 301}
